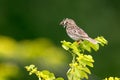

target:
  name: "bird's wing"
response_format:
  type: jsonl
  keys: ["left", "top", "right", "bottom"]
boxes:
{"left": 75, "top": 26, "right": 89, "bottom": 38}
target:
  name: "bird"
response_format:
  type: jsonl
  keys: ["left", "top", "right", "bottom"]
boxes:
{"left": 60, "top": 18, "right": 98, "bottom": 44}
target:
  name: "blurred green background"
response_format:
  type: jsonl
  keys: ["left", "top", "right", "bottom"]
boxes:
{"left": 0, "top": 0, "right": 120, "bottom": 80}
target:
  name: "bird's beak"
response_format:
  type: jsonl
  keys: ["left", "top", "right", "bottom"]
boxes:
{"left": 60, "top": 21, "right": 63, "bottom": 25}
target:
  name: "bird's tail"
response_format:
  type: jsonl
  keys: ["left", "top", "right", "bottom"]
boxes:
{"left": 84, "top": 37, "right": 98, "bottom": 44}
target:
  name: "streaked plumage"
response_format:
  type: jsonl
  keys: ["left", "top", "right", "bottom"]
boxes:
{"left": 60, "top": 18, "right": 97, "bottom": 44}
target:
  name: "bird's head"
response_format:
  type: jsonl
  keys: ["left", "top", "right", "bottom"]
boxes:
{"left": 60, "top": 18, "right": 76, "bottom": 28}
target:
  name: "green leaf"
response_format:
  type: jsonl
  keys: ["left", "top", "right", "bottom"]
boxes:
{"left": 81, "top": 67, "right": 91, "bottom": 74}
{"left": 77, "top": 54, "right": 94, "bottom": 67}
{"left": 79, "top": 70, "right": 88, "bottom": 79}
{"left": 80, "top": 59, "right": 94, "bottom": 67}
{"left": 84, "top": 55, "right": 94, "bottom": 62}
{"left": 89, "top": 42, "right": 99, "bottom": 51}
{"left": 95, "top": 36, "right": 108, "bottom": 46}
{"left": 55, "top": 77, "right": 64, "bottom": 80}
{"left": 62, "top": 44, "right": 69, "bottom": 50}
{"left": 41, "top": 70, "right": 55, "bottom": 80}
{"left": 61, "top": 40, "right": 71, "bottom": 50}
{"left": 79, "top": 41, "right": 91, "bottom": 52}
{"left": 104, "top": 77, "right": 120, "bottom": 80}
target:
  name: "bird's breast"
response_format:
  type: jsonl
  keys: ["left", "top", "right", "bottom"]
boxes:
{"left": 66, "top": 26, "right": 82, "bottom": 40}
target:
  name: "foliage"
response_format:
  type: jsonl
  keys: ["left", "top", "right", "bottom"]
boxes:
{"left": 61, "top": 36, "right": 107, "bottom": 80}
{"left": 0, "top": 36, "right": 66, "bottom": 80}
{"left": 0, "top": 36, "right": 66, "bottom": 66}
{"left": 0, "top": 63, "right": 19, "bottom": 80}
{"left": 25, "top": 64, "right": 64, "bottom": 80}
{"left": 104, "top": 77, "right": 120, "bottom": 80}
{"left": 25, "top": 36, "right": 120, "bottom": 80}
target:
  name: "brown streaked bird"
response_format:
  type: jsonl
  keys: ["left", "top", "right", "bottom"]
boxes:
{"left": 60, "top": 18, "right": 98, "bottom": 44}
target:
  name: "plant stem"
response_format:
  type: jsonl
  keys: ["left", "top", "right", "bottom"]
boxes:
{"left": 72, "top": 53, "right": 76, "bottom": 63}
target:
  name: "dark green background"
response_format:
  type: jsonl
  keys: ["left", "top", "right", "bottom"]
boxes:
{"left": 0, "top": 0, "right": 120, "bottom": 79}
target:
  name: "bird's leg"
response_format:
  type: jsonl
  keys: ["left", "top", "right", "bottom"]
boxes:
{"left": 77, "top": 40, "right": 82, "bottom": 44}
